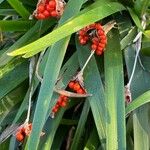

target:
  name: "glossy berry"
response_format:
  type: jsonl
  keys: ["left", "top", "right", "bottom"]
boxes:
{"left": 36, "top": 13, "right": 46, "bottom": 19}
{"left": 91, "top": 44, "right": 97, "bottom": 51}
{"left": 48, "top": 1, "right": 56, "bottom": 8}
{"left": 68, "top": 81, "right": 75, "bottom": 89}
{"left": 77, "top": 88, "right": 85, "bottom": 94}
{"left": 43, "top": 10, "right": 50, "bottom": 17}
{"left": 51, "top": 10, "right": 58, "bottom": 17}
{"left": 37, "top": 5, "right": 45, "bottom": 13}
{"left": 16, "top": 132, "right": 24, "bottom": 142}
{"left": 60, "top": 101, "right": 67, "bottom": 107}
{"left": 73, "top": 82, "right": 81, "bottom": 91}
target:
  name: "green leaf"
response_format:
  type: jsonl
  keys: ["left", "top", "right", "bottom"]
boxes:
{"left": 8, "top": 2, "right": 125, "bottom": 57}
{"left": 126, "top": 90, "right": 150, "bottom": 114}
{"left": 128, "top": 8, "right": 143, "bottom": 31}
{"left": 76, "top": 39, "right": 106, "bottom": 147}
{"left": 0, "top": 61, "right": 28, "bottom": 100}
{"left": 0, "top": 20, "right": 35, "bottom": 31}
{"left": 104, "top": 29, "right": 126, "bottom": 150}
{"left": 70, "top": 101, "right": 90, "bottom": 150}
{"left": 25, "top": 0, "right": 85, "bottom": 149}
{"left": 7, "top": 0, "right": 30, "bottom": 19}
{"left": 0, "top": 83, "right": 27, "bottom": 125}
{"left": 0, "top": 9, "right": 17, "bottom": 16}
{"left": 134, "top": 0, "right": 150, "bottom": 16}
{"left": 0, "top": 20, "right": 55, "bottom": 67}
{"left": 84, "top": 127, "right": 99, "bottom": 150}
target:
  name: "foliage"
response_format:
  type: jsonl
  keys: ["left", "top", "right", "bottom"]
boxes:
{"left": 0, "top": 0, "right": 150, "bottom": 149}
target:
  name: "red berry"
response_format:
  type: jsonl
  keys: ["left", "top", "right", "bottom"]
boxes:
{"left": 96, "top": 50, "right": 103, "bottom": 56}
{"left": 100, "top": 35, "right": 106, "bottom": 40}
{"left": 92, "top": 37, "right": 99, "bottom": 44}
{"left": 98, "top": 43, "right": 105, "bottom": 48}
{"left": 101, "top": 39, "right": 107, "bottom": 45}
{"left": 96, "top": 24, "right": 102, "bottom": 30}
{"left": 51, "top": 10, "right": 58, "bottom": 17}
{"left": 60, "top": 101, "right": 67, "bottom": 107}
{"left": 77, "top": 88, "right": 85, "bottom": 94}
{"left": 46, "top": 5, "right": 55, "bottom": 11}
{"left": 97, "top": 29, "right": 104, "bottom": 36}
{"left": 80, "top": 39, "right": 86, "bottom": 45}
{"left": 43, "top": 10, "right": 50, "bottom": 17}
{"left": 37, "top": 5, "right": 45, "bottom": 13}
{"left": 97, "top": 46, "right": 103, "bottom": 51}
{"left": 16, "top": 132, "right": 24, "bottom": 142}
{"left": 68, "top": 81, "right": 75, "bottom": 89}
{"left": 73, "top": 83, "right": 81, "bottom": 91}
{"left": 84, "top": 36, "right": 89, "bottom": 41}
{"left": 91, "top": 44, "right": 97, "bottom": 50}
{"left": 62, "top": 96, "right": 68, "bottom": 102}
{"left": 57, "top": 99, "right": 62, "bottom": 105}
{"left": 79, "top": 30, "right": 85, "bottom": 36}
{"left": 36, "top": 13, "right": 46, "bottom": 19}
{"left": 48, "top": 0, "right": 56, "bottom": 8}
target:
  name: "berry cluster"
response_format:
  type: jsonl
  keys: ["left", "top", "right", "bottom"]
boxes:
{"left": 78, "top": 23, "right": 107, "bottom": 56}
{"left": 51, "top": 80, "right": 86, "bottom": 117}
{"left": 68, "top": 81, "right": 86, "bottom": 94}
{"left": 35, "top": 0, "right": 59, "bottom": 19}
{"left": 15, "top": 123, "right": 32, "bottom": 142}
{"left": 52, "top": 95, "right": 69, "bottom": 114}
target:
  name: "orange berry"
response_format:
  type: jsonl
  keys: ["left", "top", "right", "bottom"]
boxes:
{"left": 37, "top": 5, "right": 45, "bottom": 13}
{"left": 73, "top": 83, "right": 81, "bottom": 91}
{"left": 97, "top": 46, "right": 103, "bottom": 51}
{"left": 48, "top": 0, "right": 56, "bottom": 8}
{"left": 60, "top": 101, "right": 67, "bottom": 107}
{"left": 36, "top": 13, "right": 46, "bottom": 19}
{"left": 77, "top": 88, "right": 85, "bottom": 94}
{"left": 79, "top": 30, "right": 85, "bottom": 36}
{"left": 62, "top": 96, "right": 68, "bottom": 102}
{"left": 51, "top": 10, "right": 58, "bottom": 17}
{"left": 92, "top": 37, "right": 99, "bottom": 44}
{"left": 68, "top": 81, "right": 75, "bottom": 89}
{"left": 96, "top": 24, "right": 102, "bottom": 30}
{"left": 91, "top": 44, "right": 97, "bottom": 50}
{"left": 46, "top": 5, "right": 54, "bottom": 11}
{"left": 80, "top": 39, "right": 86, "bottom": 45}
{"left": 43, "top": 10, "right": 50, "bottom": 17}
{"left": 98, "top": 43, "right": 105, "bottom": 48}
{"left": 97, "top": 29, "right": 104, "bottom": 36}
{"left": 101, "top": 39, "right": 107, "bottom": 45}
{"left": 16, "top": 132, "right": 24, "bottom": 142}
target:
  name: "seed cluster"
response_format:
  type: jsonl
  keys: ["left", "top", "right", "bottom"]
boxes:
{"left": 78, "top": 23, "right": 107, "bottom": 56}
{"left": 51, "top": 81, "right": 86, "bottom": 116}
{"left": 35, "top": 0, "right": 59, "bottom": 19}
{"left": 15, "top": 123, "right": 32, "bottom": 142}
{"left": 68, "top": 81, "right": 86, "bottom": 94}
{"left": 52, "top": 95, "right": 69, "bottom": 113}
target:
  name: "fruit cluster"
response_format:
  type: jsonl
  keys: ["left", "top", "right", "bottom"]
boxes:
{"left": 34, "top": 0, "right": 59, "bottom": 19}
{"left": 52, "top": 95, "right": 69, "bottom": 114}
{"left": 78, "top": 23, "right": 107, "bottom": 56}
{"left": 15, "top": 123, "right": 32, "bottom": 142}
{"left": 51, "top": 80, "right": 86, "bottom": 117}
{"left": 68, "top": 81, "right": 86, "bottom": 94}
